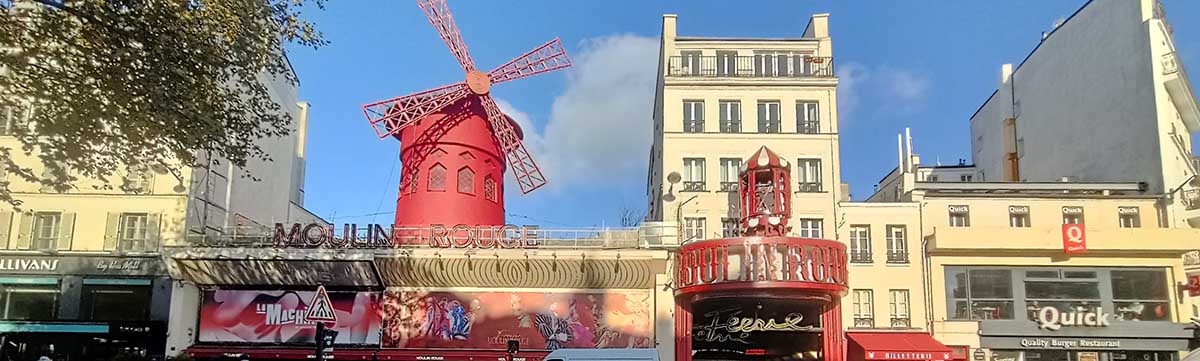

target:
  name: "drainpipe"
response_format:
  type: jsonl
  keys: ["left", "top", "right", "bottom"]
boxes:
{"left": 921, "top": 201, "right": 935, "bottom": 334}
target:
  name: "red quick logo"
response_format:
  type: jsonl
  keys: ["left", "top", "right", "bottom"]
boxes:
{"left": 1036, "top": 306, "right": 1111, "bottom": 330}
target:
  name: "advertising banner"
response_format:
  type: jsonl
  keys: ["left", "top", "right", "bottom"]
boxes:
{"left": 381, "top": 290, "right": 653, "bottom": 350}
{"left": 199, "top": 290, "right": 383, "bottom": 345}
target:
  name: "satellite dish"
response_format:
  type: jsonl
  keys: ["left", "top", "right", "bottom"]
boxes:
{"left": 667, "top": 172, "right": 682, "bottom": 184}
{"left": 662, "top": 193, "right": 676, "bottom": 202}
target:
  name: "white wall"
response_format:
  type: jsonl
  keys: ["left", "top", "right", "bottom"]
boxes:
{"left": 970, "top": 0, "right": 1164, "bottom": 189}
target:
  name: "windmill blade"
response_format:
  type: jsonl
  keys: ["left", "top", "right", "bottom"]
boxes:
{"left": 480, "top": 96, "right": 548, "bottom": 194}
{"left": 489, "top": 38, "right": 572, "bottom": 85}
{"left": 361, "top": 82, "right": 470, "bottom": 139}
{"left": 417, "top": 0, "right": 476, "bottom": 72}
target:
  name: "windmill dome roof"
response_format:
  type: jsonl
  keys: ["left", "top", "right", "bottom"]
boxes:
{"left": 745, "top": 146, "right": 787, "bottom": 170}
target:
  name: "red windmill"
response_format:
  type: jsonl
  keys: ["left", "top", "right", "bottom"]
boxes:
{"left": 361, "top": 0, "right": 570, "bottom": 228}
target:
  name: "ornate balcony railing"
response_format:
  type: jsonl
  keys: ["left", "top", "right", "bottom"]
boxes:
{"left": 886, "top": 251, "right": 909, "bottom": 264}
{"left": 719, "top": 182, "right": 739, "bottom": 192}
{"left": 797, "top": 120, "right": 820, "bottom": 134}
{"left": 797, "top": 182, "right": 822, "bottom": 193}
{"left": 890, "top": 317, "right": 911, "bottom": 328}
{"left": 1184, "top": 188, "right": 1200, "bottom": 210}
{"left": 668, "top": 56, "right": 835, "bottom": 78}
{"left": 850, "top": 251, "right": 873, "bottom": 264}
{"left": 853, "top": 317, "right": 874, "bottom": 328}
{"left": 681, "top": 181, "right": 706, "bottom": 192}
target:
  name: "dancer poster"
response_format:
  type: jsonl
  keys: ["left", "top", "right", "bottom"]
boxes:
{"left": 381, "top": 290, "right": 653, "bottom": 350}
{"left": 199, "top": 290, "right": 383, "bottom": 345}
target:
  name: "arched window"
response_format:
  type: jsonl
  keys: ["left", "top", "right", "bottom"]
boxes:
{"left": 483, "top": 175, "right": 497, "bottom": 202}
{"left": 429, "top": 164, "right": 446, "bottom": 191}
{"left": 457, "top": 167, "right": 475, "bottom": 194}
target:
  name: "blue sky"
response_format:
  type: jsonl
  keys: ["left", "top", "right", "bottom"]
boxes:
{"left": 286, "top": 1, "right": 1200, "bottom": 228}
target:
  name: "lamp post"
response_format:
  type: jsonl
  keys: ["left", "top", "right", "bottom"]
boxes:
{"left": 676, "top": 194, "right": 699, "bottom": 243}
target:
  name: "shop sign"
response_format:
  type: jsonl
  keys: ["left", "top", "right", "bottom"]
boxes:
{"left": 1036, "top": 306, "right": 1110, "bottom": 330}
{"left": 871, "top": 352, "right": 941, "bottom": 361}
{"left": 0, "top": 258, "right": 58, "bottom": 271}
{"left": 273, "top": 223, "right": 539, "bottom": 249}
{"left": 675, "top": 239, "right": 847, "bottom": 292}
{"left": 0, "top": 256, "right": 161, "bottom": 275}
{"left": 1061, "top": 224, "right": 1086, "bottom": 254}
{"left": 1183, "top": 250, "right": 1200, "bottom": 267}
{"left": 1018, "top": 338, "right": 1120, "bottom": 348}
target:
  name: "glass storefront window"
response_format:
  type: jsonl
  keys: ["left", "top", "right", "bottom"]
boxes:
{"left": 947, "top": 267, "right": 1172, "bottom": 323}
{"left": 970, "top": 269, "right": 1013, "bottom": 298}
{"left": 1111, "top": 270, "right": 1170, "bottom": 321}
{"left": 82, "top": 285, "right": 151, "bottom": 321}
{"left": 947, "top": 268, "right": 1016, "bottom": 320}
{"left": 1025, "top": 281, "right": 1100, "bottom": 300}
{"left": 1, "top": 287, "right": 59, "bottom": 320}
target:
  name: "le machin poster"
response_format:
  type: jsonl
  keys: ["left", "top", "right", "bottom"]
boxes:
{"left": 380, "top": 290, "right": 653, "bottom": 350}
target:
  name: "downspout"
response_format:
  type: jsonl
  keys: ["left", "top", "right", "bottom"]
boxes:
{"left": 921, "top": 201, "right": 935, "bottom": 333}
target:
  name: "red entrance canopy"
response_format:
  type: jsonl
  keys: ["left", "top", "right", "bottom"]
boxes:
{"left": 847, "top": 332, "right": 954, "bottom": 361}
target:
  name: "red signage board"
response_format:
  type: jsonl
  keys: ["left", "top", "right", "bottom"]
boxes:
{"left": 1062, "top": 224, "right": 1087, "bottom": 254}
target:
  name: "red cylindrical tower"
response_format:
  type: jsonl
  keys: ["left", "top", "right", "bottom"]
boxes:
{"left": 393, "top": 99, "right": 522, "bottom": 227}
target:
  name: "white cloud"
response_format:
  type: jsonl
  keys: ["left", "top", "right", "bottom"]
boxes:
{"left": 877, "top": 66, "right": 930, "bottom": 104}
{"left": 498, "top": 34, "right": 659, "bottom": 195}
{"left": 836, "top": 62, "right": 868, "bottom": 123}
{"left": 836, "top": 62, "right": 931, "bottom": 125}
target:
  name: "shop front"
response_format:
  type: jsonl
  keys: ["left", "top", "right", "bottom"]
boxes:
{"left": 0, "top": 255, "right": 170, "bottom": 361}
{"left": 945, "top": 266, "right": 1193, "bottom": 361}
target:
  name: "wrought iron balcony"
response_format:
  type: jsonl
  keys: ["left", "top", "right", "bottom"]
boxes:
{"left": 668, "top": 56, "right": 835, "bottom": 78}
{"left": 890, "top": 317, "right": 911, "bottom": 328}
{"left": 681, "top": 181, "right": 706, "bottom": 192}
{"left": 797, "top": 120, "right": 820, "bottom": 134}
{"left": 886, "top": 251, "right": 909, "bottom": 264}
{"left": 850, "top": 251, "right": 873, "bottom": 264}
{"left": 719, "top": 182, "right": 739, "bottom": 192}
{"left": 683, "top": 120, "right": 704, "bottom": 133}
{"left": 797, "top": 182, "right": 822, "bottom": 193}
{"left": 852, "top": 317, "right": 874, "bottom": 328}
{"left": 720, "top": 121, "right": 741, "bottom": 133}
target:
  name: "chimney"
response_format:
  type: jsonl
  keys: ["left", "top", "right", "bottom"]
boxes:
{"left": 804, "top": 13, "right": 830, "bottom": 39}
{"left": 1000, "top": 63, "right": 1013, "bottom": 86}
{"left": 662, "top": 14, "right": 678, "bottom": 42}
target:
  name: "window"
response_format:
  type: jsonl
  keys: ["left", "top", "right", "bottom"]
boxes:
{"left": 1062, "top": 206, "right": 1084, "bottom": 225}
{"left": 1009, "top": 206, "right": 1030, "bottom": 227}
{"left": 796, "top": 101, "right": 819, "bottom": 134}
{"left": 1118, "top": 207, "right": 1141, "bottom": 228}
{"left": 719, "top": 101, "right": 741, "bottom": 133}
{"left": 82, "top": 285, "right": 150, "bottom": 321}
{"left": 927, "top": 175, "right": 939, "bottom": 182}
{"left": 0, "top": 106, "right": 16, "bottom": 136}
{"left": 753, "top": 52, "right": 806, "bottom": 77}
{"left": 889, "top": 290, "right": 910, "bottom": 328}
{"left": 457, "top": 167, "right": 475, "bottom": 194}
{"left": 119, "top": 213, "right": 150, "bottom": 251}
{"left": 947, "top": 268, "right": 1015, "bottom": 320}
{"left": 1111, "top": 270, "right": 1170, "bottom": 321}
{"left": 679, "top": 51, "right": 701, "bottom": 76}
{"left": 797, "top": 218, "right": 822, "bottom": 238}
{"left": 716, "top": 51, "right": 737, "bottom": 76}
{"left": 796, "top": 158, "right": 822, "bottom": 192}
{"left": 721, "top": 218, "right": 739, "bottom": 238}
{"left": 960, "top": 174, "right": 973, "bottom": 182}
{"left": 719, "top": 158, "right": 740, "bottom": 192}
{"left": 428, "top": 164, "right": 446, "bottom": 191}
{"left": 122, "top": 164, "right": 153, "bottom": 194}
{"left": 31, "top": 212, "right": 61, "bottom": 250}
{"left": 682, "top": 158, "right": 705, "bottom": 192}
{"left": 849, "top": 225, "right": 871, "bottom": 263}
{"left": 683, "top": 217, "right": 706, "bottom": 242}
{"left": 756, "top": 101, "right": 781, "bottom": 133}
{"left": 1023, "top": 269, "right": 1101, "bottom": 322}
{"left": 886, "top": 225, "right": 907, "bottom": 264}
{"left": 1, "top": 286, "right": 59, "bottom": 320}
{"left": 683, "top": 101, "right": 704, "bottom": 133}
{"left": 483, "top": 176, "right": 497, "bottom": 202}
{"left": 948, "top": 205, "right": 970, "bottom": 227}
{"left": 852, "top": 289, "right": 874, "bottom": 328}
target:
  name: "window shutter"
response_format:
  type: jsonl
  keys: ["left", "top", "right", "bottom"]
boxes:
{"left": 147, "top": 213, "right": 162, "bottom": 250}
{"left": 15, "top": 212, "right": 32, "bottom": 249}
{"left": 104, "top": 212, "right": 120, "bottom": 251}
{"left": 56, "top": 212, "right": 75, "bottom": 251}
{"left": 0, "top": 211, "right": 11, "bottom": 248}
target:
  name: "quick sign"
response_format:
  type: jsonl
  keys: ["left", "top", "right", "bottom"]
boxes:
{"left": 1036, "top": 306, "right": 1110, "bottom": 330}
{"left": 1061, "top": 224, "right": 1086, "bottom": 254}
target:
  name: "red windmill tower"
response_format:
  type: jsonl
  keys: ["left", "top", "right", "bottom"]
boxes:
{"left": 361, "top": 0, "right": 571, "bottom": 228}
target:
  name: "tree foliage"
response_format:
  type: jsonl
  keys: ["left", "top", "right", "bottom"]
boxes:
{"left": 0, "top": 0, "right": 326, "bottom": 206}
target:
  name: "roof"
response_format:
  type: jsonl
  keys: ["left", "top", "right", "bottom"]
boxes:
{"left": 675, "top": 36, "right": 816, "bottom": 42}
{"left": 743, "top": 146, "right": 789, "bottom": 171}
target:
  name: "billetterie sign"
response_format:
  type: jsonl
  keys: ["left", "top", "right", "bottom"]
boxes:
{"left": 273, "top": 223, "right": 539, "bottom": 249}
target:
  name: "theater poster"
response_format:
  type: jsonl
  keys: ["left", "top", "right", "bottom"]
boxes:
{"left": 199, "top": 290, "right": 383, "bottom": 345}
{"left": 381, "top": 290, "right": 653, "bottom": 350}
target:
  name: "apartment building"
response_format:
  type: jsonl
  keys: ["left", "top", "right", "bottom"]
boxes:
{"left": 968, "top": 0, "right": 1200, "bottom": 229}
{"left": 0, "top": 62, "right": 322, "bottom": 361}
{"left": 646, "top": 13, "right": 842, "bottom": 242}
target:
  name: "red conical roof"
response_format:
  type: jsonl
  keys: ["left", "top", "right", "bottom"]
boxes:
{"left": 743, "top": 146, "right": 789, "bottom": 171}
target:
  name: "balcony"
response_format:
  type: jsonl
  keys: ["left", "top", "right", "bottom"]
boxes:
{"left": 797, "top": 120, "right": 820, "bottom": 134}
{"left": 886, "top": 251, "right": 909, "bottom": 264}
{"left": 668, "top": 56, "right": 835, "bottom": 79}
{"left": 890, "top": 317, "right": 911, "bottom": 328}
{"left": 719, "top": 182, "right": 738, "bottom": 192}
{"left": 850, "top": 251, "right": 873, "bottom": 264}
{"left": 1162, "top": 51, "right": 1200, "bottom": 132}
{"left": 853, "top": 317, "right": 874, "bottom": 328}
{"left": 1184, "top": 188, "right": 1200, "bottom": 211}
{"left": 797, "top": 182, "right": 822, "bottom": 193}
{"left": 681, "top": 181, "right": 706, "bottom": 192}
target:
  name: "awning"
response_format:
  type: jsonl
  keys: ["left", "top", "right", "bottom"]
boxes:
{"left": 185, "top": 345, "right": 376, "bottom": 360}
{"left": 375, "top": 349, "right": 548, "bottom": 361}
{"left": 847, "top": 332, "right": 954, "bottom": 361}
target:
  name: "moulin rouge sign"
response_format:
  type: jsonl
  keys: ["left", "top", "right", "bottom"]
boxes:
{"left": 675, "top": 238, "right": 848, "bottom": 293}
{"left": 273, "top": 223, "right": 539, "bottom": 249}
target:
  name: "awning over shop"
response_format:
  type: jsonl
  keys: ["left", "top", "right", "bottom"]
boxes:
{"left": 186, "top": 346, "right": 376, "bottom": 360}
{"left": 847, "top": 332, "right": 954, "bottom": 361}
{"left": 172, "top": 259, "right": 381, "bottom": 287}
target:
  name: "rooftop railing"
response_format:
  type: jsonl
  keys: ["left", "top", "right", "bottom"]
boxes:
{"left": 668, "top": 55, "right": 834, "bottom": 78}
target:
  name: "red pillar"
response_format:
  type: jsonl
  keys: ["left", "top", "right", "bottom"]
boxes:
{"left": 822, "top": 297, "right": 845, "bottom": 361}
{"left": 674, "top": 300, "right": 692, "bottom": 361}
